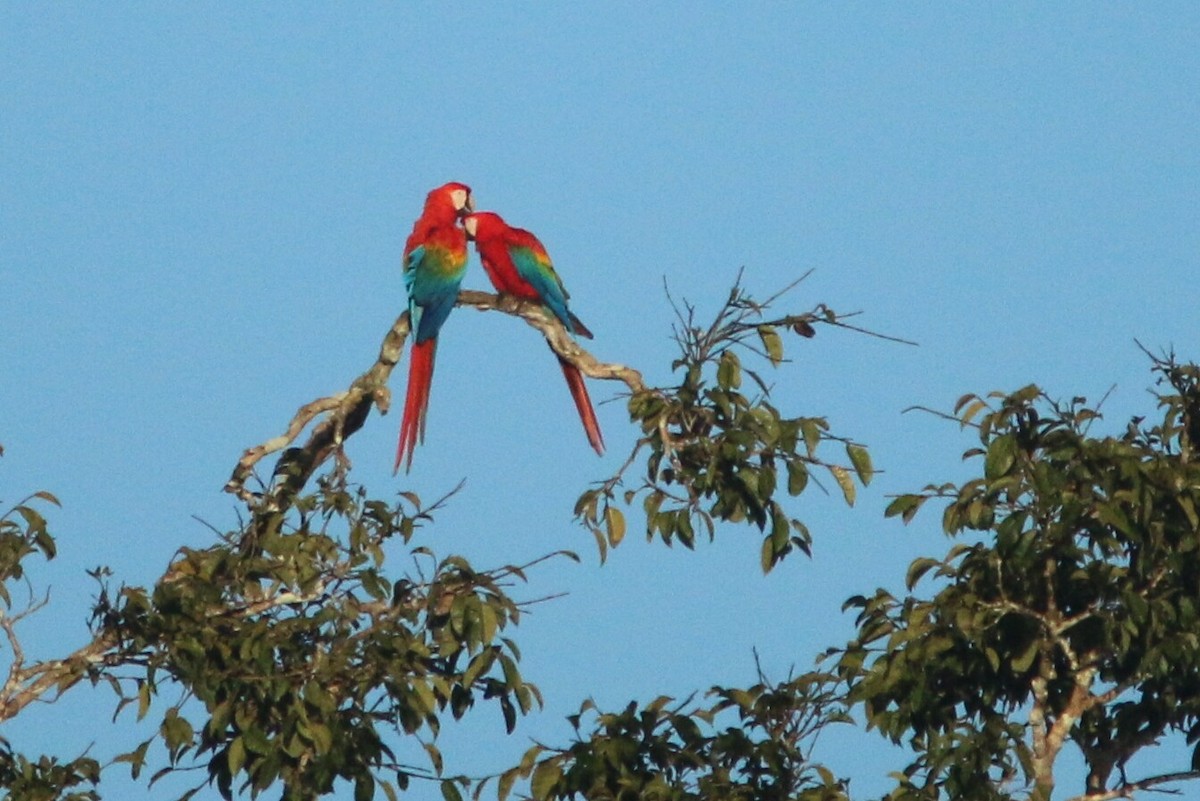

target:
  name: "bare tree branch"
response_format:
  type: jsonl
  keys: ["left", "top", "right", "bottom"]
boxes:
{"left": 0, "top": 631, "right": 119, "bottom": 723}
{"left": 223, "top": 290, "right": 647, "bottom": 507}
{"left": 1065, "top": 770, "right": 1200, "bottom": 801}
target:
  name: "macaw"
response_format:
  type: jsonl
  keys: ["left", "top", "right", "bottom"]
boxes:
{"left": 463, "top": 211, "right": 605, "bottom": 456}
{"left": 395, "top": 181, "right": 473, "bottom": 473}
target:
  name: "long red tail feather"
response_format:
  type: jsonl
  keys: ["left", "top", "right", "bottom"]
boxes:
{"left": 395, "top": 339, "right": 437, "bottom": 473}
{"left": 557, "top": 355, "right": 604, "bottom": 456}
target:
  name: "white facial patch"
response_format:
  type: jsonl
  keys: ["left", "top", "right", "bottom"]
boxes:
{"left": 450, "top": 188, "right": 469, "bottom": 211}
{"left": 463, "top": 216, "right": 478, "bottom": 237}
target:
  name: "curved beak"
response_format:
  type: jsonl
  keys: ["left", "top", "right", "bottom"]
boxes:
{"left": 455, "top": 191, "right": 475, "bottom": 217}
{"left": 450, "top": 188, "right": 474, "bottom": 216}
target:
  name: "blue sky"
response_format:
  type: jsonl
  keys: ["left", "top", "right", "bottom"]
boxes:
{"left": 3, "top": 4, "right": 1199, "bottom": 799}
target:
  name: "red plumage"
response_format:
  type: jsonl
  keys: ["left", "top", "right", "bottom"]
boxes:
{"left": 405, "top": 181, "right": 470, "bottom": 255}
{"left": 395, "top": 338, "right": 436, "bottom": 473}
{"left": 465, "top": 211, "right": 604, "bottom": 456}
{"left": 559, "top": 358, "right": 605, "bottom": 456}
{"left": 394, "top": 182, "right": 472, "bottom": 473}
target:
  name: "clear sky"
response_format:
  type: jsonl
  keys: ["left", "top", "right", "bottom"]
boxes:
{"left": 3, "top": 4, "right": 1199, "bottom": 800}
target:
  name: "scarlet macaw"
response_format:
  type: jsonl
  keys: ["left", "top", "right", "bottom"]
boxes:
{"left": 395, "top": 182, "right": 473, "bottom": 473}
{"left": 463, "top": 211, "right": 604, "bottom": 456}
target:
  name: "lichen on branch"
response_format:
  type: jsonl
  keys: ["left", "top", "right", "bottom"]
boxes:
{"left": 223, "top": 290, "right": 647, "bottom": 509}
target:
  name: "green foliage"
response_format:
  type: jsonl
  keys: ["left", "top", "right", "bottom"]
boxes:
{"left": 0, "top": 276, "right": 872, "bottom": 800}
{"left": 22, "top": 282, "right": 1200, "bottom": 801}
{"left": 0, "top": 489, "right": 102, "bottom": 801}
{"left": 0, "top": 741, "right": 100, "bottom": 801}
{"left": 490, "top": 671, "right": 850, "bottom": 801}
{"left": 835, "top": 355, "right": 1200, "bottom": 799}
{"left": 0, "top": 490, "right": 60, "bottom": 608}
{"left": 90, "top": 478, "right": 553, "bottom": 800}
{"left": 576, "top": 280, "right": 871, "bottom": 573}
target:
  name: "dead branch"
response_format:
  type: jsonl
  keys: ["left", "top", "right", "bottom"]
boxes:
{"left": 0, "top": 630, "right": 119, "bottom": 723}
{"left": 1064, "top": 770, "right": 1200, "bottom": 801}
{"left": 223, "top": 290, "right": 647, "bottom": 508}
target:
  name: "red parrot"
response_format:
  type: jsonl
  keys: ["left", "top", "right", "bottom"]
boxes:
{"left": 463, "top": 211, "right": 605, "bottom": 456}
{"left": 395, "top": 182, "right": 473, "bottom": 473}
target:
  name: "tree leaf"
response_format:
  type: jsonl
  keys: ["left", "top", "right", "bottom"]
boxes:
{"left": 530, "top": 760, "right": 562, "bottom": 800}
{"left": 137, "top": 680, "right": 152, "bottom": 721}
{"left": 847, "top": 443, "right": 873, "bottom": 486}
{"left": 984, "top": 434, "right": 1017, "bottom": 479}
{"left": 1010, "top": 639, "right": 1039, "bottom": 674}
{"left": 905, "top": 557, "right": 940, "bottom": 590}
{"left": 758, "top": 324, "right": 784, "bottom": 365}
{"left": 957, "top": 398, "right": 989, "bottom": 426}
{"left": 760, "top": 534, "right": 775, "bottom": 574}
{"left": 605, "top": 506, "right": 626, "bottom": 547}
{"left": 830, "top": 466, "right": 856, "bottom": 506}
{"left": 800, "top": 419, "right": 823, "bottom": 457}
{"left": 884, "top": 494, "right": 926, "bottom": 524}
{"left": 717, "top": 350, "right": 742, "bottom": 390}
{"left": 440, "top": 779, "right": 464, "bottom": 801}
{"left": 425, "top": 742, "right": 444, "bottom": 776}
{"left": 356, "top": 774, "right": 376, "bottom": 801}
{"left": 497, "top": 769, "right": 518, "bottom": 801}
{"left": 227, "top": 736, "right": 246, "bottom": 777}
{"left": 787, "top": 460, "right": 809, "bottom": 496}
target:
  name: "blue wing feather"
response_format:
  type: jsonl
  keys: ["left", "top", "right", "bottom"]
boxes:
{"left": 509, "top": 246, "right": 575, "bottom": 334}
{"left": 403, "top": 245, "right": 426, "bottom": 294}
{"left": 404, "top": 243, "right": 464, "bottom": 343}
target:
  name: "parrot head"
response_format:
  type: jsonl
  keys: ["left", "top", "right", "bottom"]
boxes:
{"left": 425, "top": 182, "right": 474, "bottom": 220}
{"left": 462, "top": 211, "right": 506, "bottom": 242}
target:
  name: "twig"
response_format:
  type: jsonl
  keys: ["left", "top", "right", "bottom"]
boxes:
{"left": 1064, "top": 770, "right": 1200, "bottom": 801}
{"left": 902, "top": 404, "right": 977, "bottom": 426}
{"left": 760, "top": 269, "right": 815, "bottom": 307}
{"left": 824, "top": 317, "right": 918, "bottom": 346}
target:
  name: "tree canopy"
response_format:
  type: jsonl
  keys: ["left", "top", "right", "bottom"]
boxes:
{"left": 3, "top": 282, "right": 1199, "bottom": 801}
